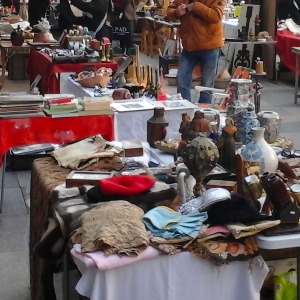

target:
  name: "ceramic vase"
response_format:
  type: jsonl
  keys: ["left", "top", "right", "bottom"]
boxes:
{"left": 147, "top": 107, "right": 169, "bottom": 148}
{"left": 240, "top": 127, "right": 279, "bottom": 174}
{"left": 226, "top": 78, "right": 253, "bottom": 121}
{"left": 257, "top": 111, "right": 281, "bottom": 144}
{"left": 237, "top": 106, "right": 260, "bottom": 145}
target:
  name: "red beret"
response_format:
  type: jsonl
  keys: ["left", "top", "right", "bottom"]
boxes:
{"left": 99, "top": 175, "right": 156, "bottom": 196}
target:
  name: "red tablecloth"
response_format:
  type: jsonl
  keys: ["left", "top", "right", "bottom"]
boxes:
{"left": 276, "top": 29, "right": 300, "bottom": 73}
{"left": 0, "top": 115, "right": 114, "bottom": 163}
{"left": 27, "top": 50, "right": 119, "bottom": 94}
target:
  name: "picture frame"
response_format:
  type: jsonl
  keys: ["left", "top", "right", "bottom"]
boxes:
{"left": 111, "top": 99, "right": 155, "bottom": 112}
{"left": 66, "top": 170, "right": 112, "bottom": 187}
{"left": 151, "top": 99, "right": 198, "bottom": 111}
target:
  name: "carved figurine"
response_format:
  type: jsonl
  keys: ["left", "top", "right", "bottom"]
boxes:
{"left": 179, "top": 113, "right": 191, "bottom": 141}
{"left": 218, "top": 117, "right": 237, "bottom": 173}
{"left": 186, "top": 111, "right": 210, "bottom": 141}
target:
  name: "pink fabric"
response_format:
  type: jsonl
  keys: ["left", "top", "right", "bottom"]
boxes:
{"left": 71, "top": 244, "right": 160, "bottom": 270}
{"left": 199, "top": 225, "right": 230, "bottom": 238}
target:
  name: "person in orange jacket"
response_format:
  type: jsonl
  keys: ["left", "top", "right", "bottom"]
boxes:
{"left": 166, "top": 0, "right": 225, "bottom": 101}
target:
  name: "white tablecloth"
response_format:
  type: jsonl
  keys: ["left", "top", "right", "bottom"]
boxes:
{"left": 73, "top": 252, "right": 268, "bottom": 300}
{"left": 62, "top": 78, "right": 196, "bottom": 141}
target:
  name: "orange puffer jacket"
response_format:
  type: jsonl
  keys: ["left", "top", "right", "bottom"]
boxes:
{"left": 167, "top": 0, "right": 225, "bottom": 51}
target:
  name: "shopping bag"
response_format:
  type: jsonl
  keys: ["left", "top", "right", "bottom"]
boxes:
{"left": 273, "top": 269, "right": 297, "bottom": 300}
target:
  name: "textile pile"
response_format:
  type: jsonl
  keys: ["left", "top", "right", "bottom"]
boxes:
{"left": 34, "top": 175, "right": 281, "bottom": 268}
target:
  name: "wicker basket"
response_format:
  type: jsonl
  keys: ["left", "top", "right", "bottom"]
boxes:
{"left": 75, "top": 74, "right": 110, "bottom": 88}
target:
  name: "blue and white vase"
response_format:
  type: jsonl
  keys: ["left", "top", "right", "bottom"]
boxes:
{"left": 240, "top": 127, "right": 278, "bottom": 174}
{"left": 236, "top": 104, "right": 260, "bottom": 145}
{"left": 257, "top": 111, "right": 281, "bottom": 144}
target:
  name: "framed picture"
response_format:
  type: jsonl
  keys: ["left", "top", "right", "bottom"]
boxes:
{"left": 111, "top": 99, "right": 155, "bottom": 112}
{"left": 66, "top": 171, "right": 112, "bottom": 187}
{"left": 151, "top": 100, "right": 198, "bottom": 110}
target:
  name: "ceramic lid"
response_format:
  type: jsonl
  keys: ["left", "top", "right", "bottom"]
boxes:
{"left": 257, "top": 111, "right": 279, "bottom": 118}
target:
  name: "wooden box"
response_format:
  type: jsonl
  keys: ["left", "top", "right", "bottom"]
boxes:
{"left": 122, "top": 139, "right": 143, "bottom": 157}
{"left": 205, "top": 179, "right": 238, "bottom": 192}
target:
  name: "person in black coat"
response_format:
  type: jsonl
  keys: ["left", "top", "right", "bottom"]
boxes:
{"left": 59, "top": 0, "right": 112, "bottom": 40}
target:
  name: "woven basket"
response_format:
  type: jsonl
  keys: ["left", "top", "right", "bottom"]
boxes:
{"left": 155, "top": 140, "right": 179, "bottom": 154}
{"left": 75, "top": 74, "right": 110, "bottom": 88}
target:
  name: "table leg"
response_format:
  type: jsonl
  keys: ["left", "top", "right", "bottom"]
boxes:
{"left": 297, "top": 247, "right": 300, "bottom": 300}
{"left": 254, "top": 91, "right": 261, "bottom": 114}
{"left": 295, "top": 54, "right": 299, "bottom": 104}
{"left": 0, "top": 49, "right": 7, "bottom": 90}
{"left": 0, "top": 152, "right": 7, "bottom": 214}
{"left": 63, "top": 251, "right": 69, "bottom": 300}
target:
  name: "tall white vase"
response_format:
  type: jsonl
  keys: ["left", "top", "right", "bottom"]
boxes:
{"left": 240, "top": 127, "right": 278, "bottom": 174}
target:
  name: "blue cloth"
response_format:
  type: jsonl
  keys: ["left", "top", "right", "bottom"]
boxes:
{"left": 177, "top": 48, "right": 219, "bottom": 101}
{"left": 142, "top": 206, "right": 208, "bottom": 239}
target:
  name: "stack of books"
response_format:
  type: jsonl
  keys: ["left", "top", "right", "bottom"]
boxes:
{"left": 43, "top": 94, "right": 84, "bottom": 118}
{"left": 79, "top": 96, "right": 114, "bottom": 116}
{"left": 0, "top": 95, "right": 45, "bottom": 118}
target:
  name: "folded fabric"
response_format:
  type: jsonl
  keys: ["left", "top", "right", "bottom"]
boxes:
{"left": 225, "top": 220, "right": 281, "bottom": 239}
{"left": 143, "top": 206, "right": 208, "bottom": 239}
{"left": 71, "top": 244, "right": 160, "bottom": 270}
{"left": 188, "top": 235, "right": 260, "bottom": 265}
{"left": 99, "top": 175, "right": 156, "bottom": 196}
{"left": 52, "top": 134, "right": 122, "bottom": 169}
{"left": 198, "top": 225, "right": 230, "bottom": 238}
{"left": 70, "top": 201, "right": 150, "bottom": 255}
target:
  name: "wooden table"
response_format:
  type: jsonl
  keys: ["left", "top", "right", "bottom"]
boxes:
{"left": 26, "top": 49, "right": 119, "bottom": 94}
{"left": 291, "top": 46, "right": 300, "bottom": 104}
{"left": 0, "top": 41, "right": 30, "bottom": 89}
{"left": 0, "top": 114, "right": 114, "bottom": 213}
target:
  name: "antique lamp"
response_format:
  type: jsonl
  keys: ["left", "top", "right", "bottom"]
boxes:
{"left": 181, "top": 134, "right": 219, "bottom": 196}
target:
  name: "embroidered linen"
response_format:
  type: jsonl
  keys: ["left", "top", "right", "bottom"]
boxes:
{"left": 52, "top": 134, "right": 122, "bottom": 169}
{"left": 71, "top": 201, "right": 149, "bottom": 255}
{"left": 187, "top": 236, "right": 260, "bottom": 265}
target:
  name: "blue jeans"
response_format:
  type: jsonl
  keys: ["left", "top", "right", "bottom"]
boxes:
{"left": 177, "top": 48, "right": 220, "bottom": 101}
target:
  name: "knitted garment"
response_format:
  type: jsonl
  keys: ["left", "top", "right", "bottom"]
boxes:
{"left": 70, "top": 201, "right": 149, "bottom": 255}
